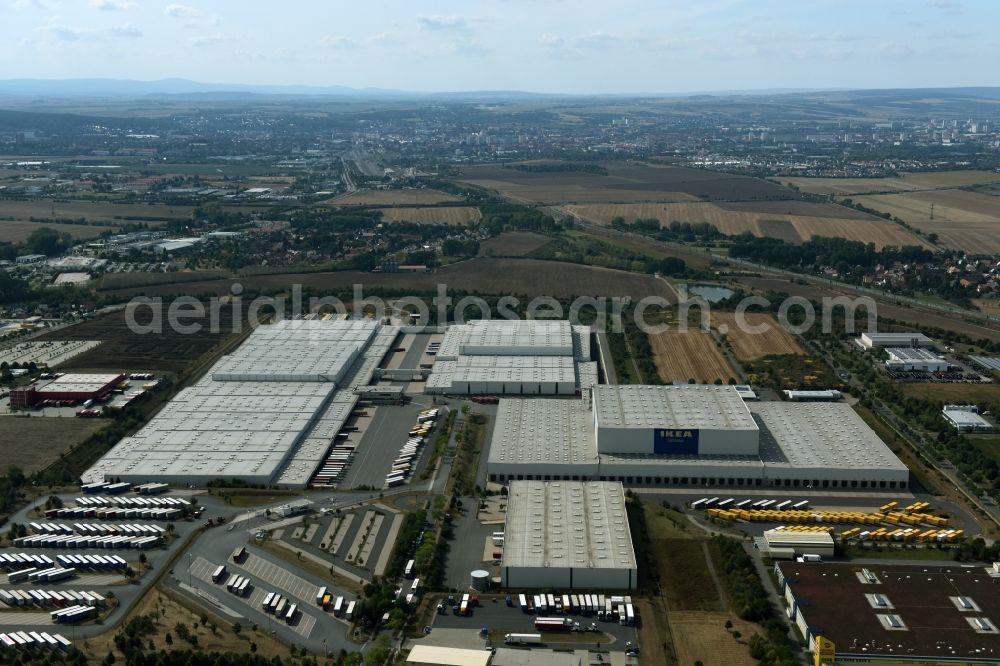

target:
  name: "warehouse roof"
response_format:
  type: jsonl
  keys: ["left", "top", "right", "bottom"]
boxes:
{"left": 211, "top": 319, "right": 377, "bottom": 382}
{"left": 752, "top": 403, "right": 907, "bottom": 472}
{"left": 593, "top": 384, "right": 757, "bottom": 432}
{"left": 36, "top": 373, "right": 122, "bottom": 393}
{"left": 488, "top": 399, "right": 598, "bottom": 466}
{"left": 778, "top": 563, "right": 1000, "bottom": 659}
{"left": 503, "top": 481, "right": 636, "bottom": 571}
{"left": 861, "top": 331, "right": 934, "bottom": 346}
{"left": 943, "top": 406, "right": 992, "bottom": 430}
{"left": 460, "top": 319, "right": 573, "bottom": 355}
{"left": 886, "top": 347, "right": 944, "bottom": 362}
{"left": 405, "top": 645, "right": 491, "bottom": 666}
{"left": 763, "top": 529, "right": 834, "bottom": 548}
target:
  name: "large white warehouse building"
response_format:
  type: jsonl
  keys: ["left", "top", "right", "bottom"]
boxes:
{"left": 488, "top": 385, "right": 910, "bottom": 490}
{"left": 83, "top": 319, "right": 397, "bottom": 487}
{"left": 426, "top": 320, "right": 597, "bottom": 395}
{"left": 501, "top": 480, "right": 636, "bottom": 590}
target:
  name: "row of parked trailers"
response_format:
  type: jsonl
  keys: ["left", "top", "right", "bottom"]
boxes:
{"left": 74, "top": 495, "right": 189, "bottom": 509}
{"left": 839, "top": 527, "right": 965, "bottom": 543}
{"left": 0, "top": 631, "right": 72, "bottom": 650}
{"left": 309, "top": 440, "right": 358, "bottom": 488}
{"left": 7, "top": 567, "right": 76, "bottom": 584}
{"left": 0, "top": 588, "right": 105, "bottom": 608}
{"left": 261, "top": 592, "right": 300, "bottom": 624}
{"left": 386, "top": 409, "right": 437, "bottom": 488}
{"left": 0, "top": 553, "right": 56, "bottom": 570}
{"left": 516, "top": 593, "right": 636, "bottom": 625}
{"left": 29, "top": 522, "right": 166, "bottom": 537}
{"left": 44, "top": 506, "right": 181, "bottom": 521}
{"left": 14, "top": 533, "right": 160, "bottom": 549}
{"left": 692, "top": 498, "right": 810, "bottom": 511}
{"left": 50, "top": 604, "right": 97, "bottom": 623}
{"left": 80, "top": 481, "right": 132, "bottom": 495}
{"left": 55, "top": 554, "right": 128, "bottom": 570}
{"left": 314, "top": 586, "right": 355, "bottom": 618}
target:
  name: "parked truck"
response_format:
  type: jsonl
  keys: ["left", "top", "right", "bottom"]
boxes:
{"left": 505, "top": 633, "right": 542, "bottom": 645}
{"left": 535, "top": 617, "right": 576, "bottom": 631}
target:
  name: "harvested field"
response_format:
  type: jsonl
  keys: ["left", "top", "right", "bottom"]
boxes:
{"left": 329, "top": 189, "right": 463, "bottom": 206}
{"left": 853, "top": 189, "right": 1000, "bottom": 253}
{"left": 778, "top": 170, "right": 1000, "bottom": 196}
{"left": 669, "top": 611, "right": 761, "bottom": 666}
{"left": 99, "top": 258, "right": 674, "bottom": 301}
{"left": 899, "top": 383, "right": 1000, "bottom": 405}
{"left": 378, "top": 206, "right": 480, "bottom": 225}
{"left": 34, "top": 306, "right": 240, "bottom": 376}
{"left": 565, "top": 202, "right": 929, "bottom": 249}
{"left": 0, "top": 200, "right": 199, "bottom": 225}
{"left": 712, "top": 312, "right": 806, "bottom": 361}
{"left": 649, "top": 330, "right": 735, "bottom": 383}
{"left": 456, "top": 161, "right": 795, "bottom": 204}
{"left": 479, "top": 231, "right": 552, "bottom": 257}
{"left": 99, "top": 270, "right": 229, "bottom": 290}
{"left": 738, "top": 276, "right": 1000, "bottom": 344}
{"left": 0, "top": 417, "right": 107, "bottom": 475}
{"left": 0, "top": 220, "right": 117, "bottom": 243}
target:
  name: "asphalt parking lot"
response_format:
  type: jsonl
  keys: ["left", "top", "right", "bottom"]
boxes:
{"left": 340, "top": 400, "right": 438, "bottom": 489}
{"left": 429, "top": 595, "right": 638, "bottom": 649}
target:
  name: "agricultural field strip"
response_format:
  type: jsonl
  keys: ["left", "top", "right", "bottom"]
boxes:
{"left": 329, "top": 515, "right": 354, "bottom": 556}
{"left": 0, "top": 611, "right": 54, "bottom": 626}
{"left": 190, "top": 556, "right": 316, "bottom": 638}
{"left": 379, "top": 207, "right": 481, "bottom": 225}
{"left": 712, "top": 313, "right": 805, "bottom": 361}
{"left": 345, "top": 511, "right": 374, "bottom": 563}
{"left": 649, "top": 331, "right": 734, "bottom": 383}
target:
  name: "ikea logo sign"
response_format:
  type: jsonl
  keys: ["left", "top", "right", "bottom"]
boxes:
{"left": 658, "top": 430, "right": 695, "bottom": 439}
{"left": 654, "top": 428, "right": 699, "bottom": 455}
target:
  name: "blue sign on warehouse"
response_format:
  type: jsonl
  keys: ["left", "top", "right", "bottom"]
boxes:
{"left": 654, "top": 428, "right": 699, "bottom": 455}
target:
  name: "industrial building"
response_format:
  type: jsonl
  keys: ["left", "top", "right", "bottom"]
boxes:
{"left": 500, "top": 480, "right": 636, "bottom": 590}
{"left": 83, "top": 319, "right": 397, "bottom": 487}
{"left": 426, "top": 320, "right": 597, "bottom": 395}
{"left": 775, "top": 562, "right": 1000, "bottom": 665}
{"left": 405, "top": 645, "right": 491, "bottom": 666}
{"left": 859, "top": 332, "right": 935, "bottom": 349}
{"left": 756, "top": 529, "right": 835, "bottom": 559}
{"left": 943, "top": 405, "right": 994, "bottom": 432}
{"left": 884, "top": 348, "right": 949, "bottom": 372}
{"left": 9, "top": 373, "right": 125, "bottom": 409}
{"left": 487, "top": 385, "right": 910, "bottom": 490}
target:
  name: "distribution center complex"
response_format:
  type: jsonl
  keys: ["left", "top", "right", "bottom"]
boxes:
{"left": 487, "top": 384, "right": 910, "bottom": 490}
{"left": 426, "top": 319, "right": 597, "bottom": 395}
{"left": 83, "top": 319, "right": 398, "bottom": 487}
{"left": 500, "top": 480, "right": 636, "bottom": 590}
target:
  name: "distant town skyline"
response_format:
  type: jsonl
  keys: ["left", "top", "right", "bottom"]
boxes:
{"left": 1, "top": 0, "right": 995, "bottom": 94}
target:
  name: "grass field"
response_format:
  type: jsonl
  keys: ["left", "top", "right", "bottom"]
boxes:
{"left": 712, "top": 313, "right": 806, "bottom": 361}
{"left": 778, "top": 170, "right": 1000, "bottom": 196}
{"left": 456, "top": 161, "right": 796, "bottom": 204}
{"left": 479, "top": 231, "right": 552, "bottom": 257}
{"left": 658, "top": 538, "right": 724, "bottom": 611}
{"left": 669, "top": 611, "right": 761, "bottom": 666}
{"left": 853, "top": 189, "right": 1000, "bottom": 253}
{"left": 0, "top": 220, "right": 118, "bottom": 243}
{"left": 0, "top": 200, "right": 200, "bottom": 224}
{"left": 34, "top": 306, "right": 240, "bottom": 375}
{"left": 971, "top": 437, "right": 1000, "bottom": 465}
{"left": 0, "top": 417, "right": 108, "bottom": 474}
{"left": 329, "top": 189, "right": 463, "bottom": 206}
{"left": 378, "top": 206, "right": 480, "bottom": 225}
{"left": 649, "top": 329, "right": 735, "bottom": 383}
{"left": 85, "top": 585, "right": 290, "bottom": 661}
{"left": 100, "top": 258, "right": 675, "bottom": 300}
{"left": 565, "top": 201, "right": 928, "bottom": 249}
{"left": 899, "top": 382, "right": 1000, "bottom": 405}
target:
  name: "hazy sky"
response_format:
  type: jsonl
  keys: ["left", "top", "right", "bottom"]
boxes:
{"left": 2, "top": 0, "right": 995, "bottom": 93}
